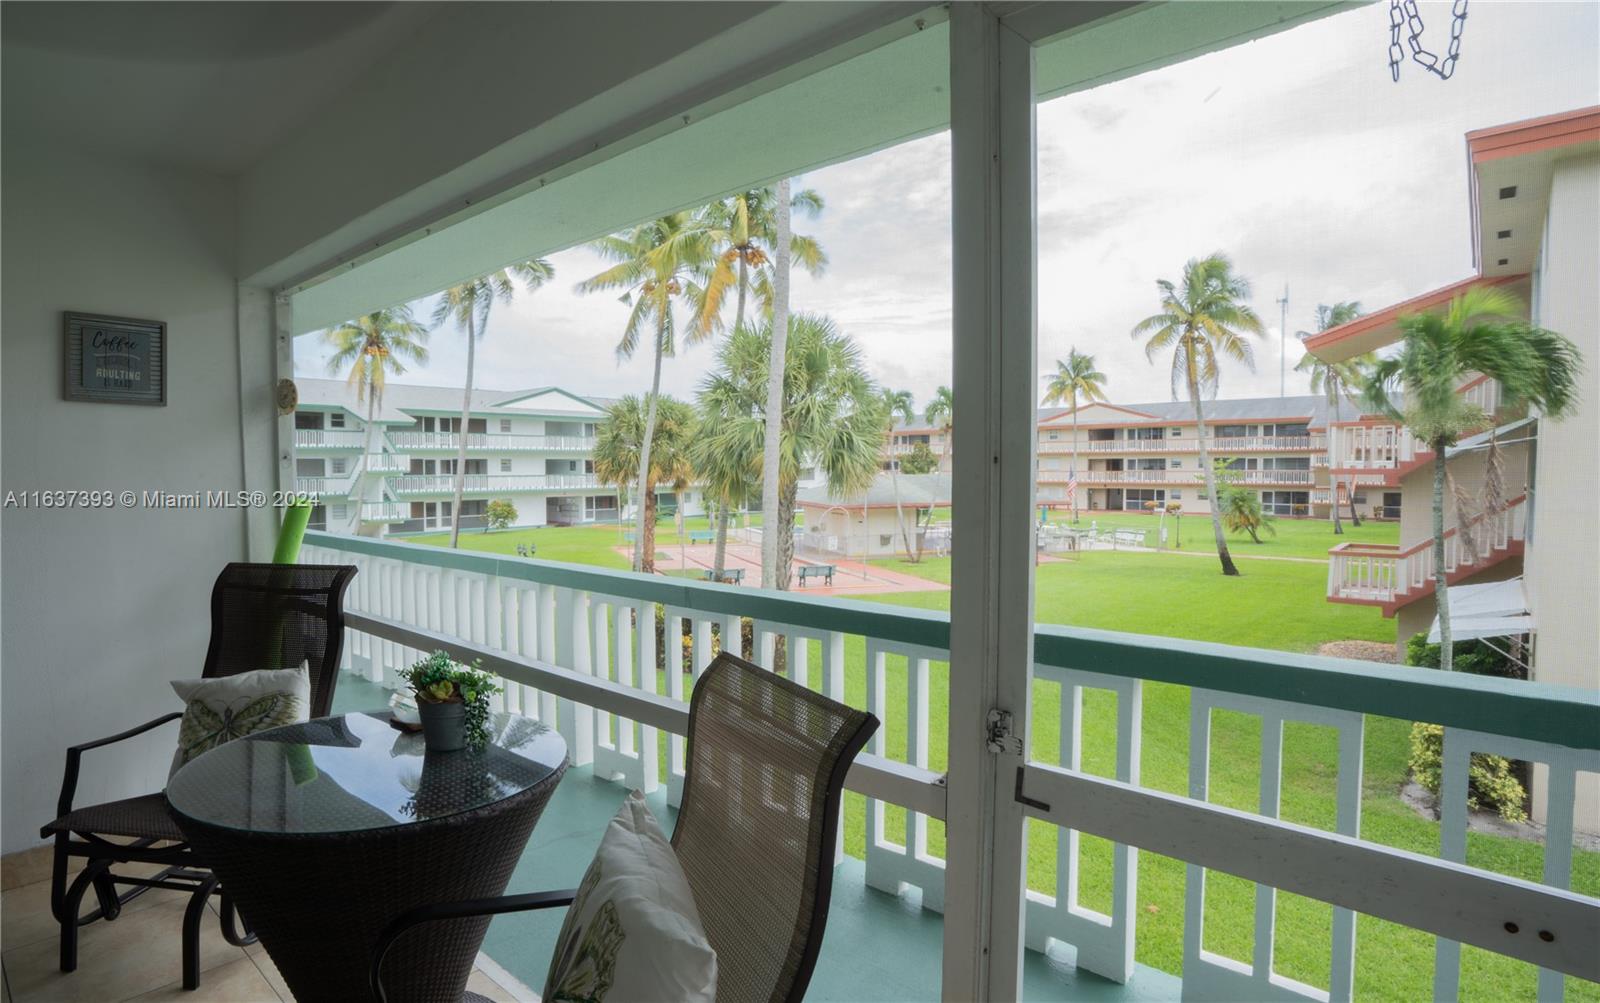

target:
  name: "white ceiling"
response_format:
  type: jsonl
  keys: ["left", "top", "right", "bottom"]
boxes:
{"left": 0, "top": 2, "right": 440, "bottom": 174}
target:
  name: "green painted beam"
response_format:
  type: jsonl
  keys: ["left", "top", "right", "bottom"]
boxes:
{"left": 302, "top": 531, "right": 1600, "bottom": 750}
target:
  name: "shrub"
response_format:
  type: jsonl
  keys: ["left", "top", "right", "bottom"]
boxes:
{"left": 1408, "top": 722, "right": 1528, "bottom": 822}
{"left": 1403, "top": 632, "right": 1520, "bottom": 679}
{"left": 485, "top": 499, "right": 517, "bottom": 531}
{"left": 1403, "top": 629, "right": 1528, "bottom": 819}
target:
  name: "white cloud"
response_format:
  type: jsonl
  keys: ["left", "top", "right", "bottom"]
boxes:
{"left": 298, "top": 1, "right": 1597, "bottom": 415}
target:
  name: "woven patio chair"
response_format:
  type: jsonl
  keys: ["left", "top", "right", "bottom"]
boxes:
{"left": 39, "top": 562, "right": 357, "bottom": 990}
{"left": 369, "top": 650, "right": 880, "bottom": 1003}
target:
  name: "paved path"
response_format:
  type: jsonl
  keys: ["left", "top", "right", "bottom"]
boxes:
{"left": 629, "top": 541, "right": 949, "bottom": 596}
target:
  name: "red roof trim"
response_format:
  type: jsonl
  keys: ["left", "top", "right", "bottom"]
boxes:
{"left": 1467, "top": 106, "right": 1600, "bottom": 164}
{"left": 1303, "top": 273, "right": 1526, "bottom": 356}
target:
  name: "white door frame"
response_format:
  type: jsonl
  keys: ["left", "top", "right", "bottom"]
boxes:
{"left": 943, "top": 7, "right": 1037, "bottom": 999}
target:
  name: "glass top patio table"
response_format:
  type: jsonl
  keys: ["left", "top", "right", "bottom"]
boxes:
{"left": 167, "top": 711, "right": 567, "bottom": 834}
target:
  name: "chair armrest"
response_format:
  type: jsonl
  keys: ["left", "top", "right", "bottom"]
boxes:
{"left": 370, "top": 889, "right": 577, "bottom": 1003}
{"left": 51, "top": 712, "right": 183, "bottom": 826}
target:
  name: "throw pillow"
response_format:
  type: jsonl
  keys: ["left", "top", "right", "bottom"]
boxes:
{"left": 169, "top": 663, "right": 311, "bottom": 773}
{"left": 544, "top": 790, "right": 717, "bottom": 1003}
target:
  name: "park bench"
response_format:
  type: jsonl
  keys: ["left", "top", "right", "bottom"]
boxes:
{"left": 515, "top": 543, "right": 537, "bottom": 558}
{"left": 1111, "top": 528, "right": 1146, "bottom": 547}
{"left": 687, "top": 530, "right": 715, "bottom": 545}
{"left": 701, "top": 567, "right": 745, "bottom": 585}
{"left": 796, "top": 564, "right": 835, "bottom": 587}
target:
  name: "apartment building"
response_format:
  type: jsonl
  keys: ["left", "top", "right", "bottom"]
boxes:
{"left": 1308, "top": 107, "right": 1599, "bottom": 828}
{"left": 884, "top": 419, "right": 952, "bottom": 473}
{"left": 1034, "top": 396, "right": 1384, "bottom": 520}
{"left": 292, "top": 378, "right": 702, "bottom": 536}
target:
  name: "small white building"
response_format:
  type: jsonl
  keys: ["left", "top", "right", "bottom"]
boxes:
{"left": 797, "top": 473, "right": 950, "bottom": 558}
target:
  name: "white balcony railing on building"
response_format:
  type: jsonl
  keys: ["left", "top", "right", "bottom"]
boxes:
{"left": 1038, "top": 468, "right": 1313, "bottom": 486}
{"left": 387, "top": 432, "right": 595, "bottom": 452}
{"left": 1327, "top": 494, "right": 1528, "bottom": 606}
{"left": 294, "top": 428, "right": 367, "bottom": 449}
{"left": 390, "top": 473, "right": 600, "bottom": 495}
{"left": 1042, "top": 435, "right": 1325, "bottom": 456}
{"left": 365, "top": 453, "right": 410, "bottom": 474}
{"left": 297, "top": 531, "right": 1599, "bottom": 1001}
{"left": 360, "top": 502, "right": 408, "bottom": 523}
{"left": 294, "top": 470, "right": 360, "bottom": 498}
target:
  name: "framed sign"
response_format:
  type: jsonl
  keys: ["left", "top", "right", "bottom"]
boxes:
{"left": 63, "top": 312, "right": 166, "bottom": 405}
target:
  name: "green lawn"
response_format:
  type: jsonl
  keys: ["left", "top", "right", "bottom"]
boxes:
{"left": 1042, "top": 509, "right": 1400, "bottom": 560}
{"left": 402, "top": 513, "right": 771, "bottom": 570}
{"left": 407, "top": 521, "right": 1593, "bottom": 1000}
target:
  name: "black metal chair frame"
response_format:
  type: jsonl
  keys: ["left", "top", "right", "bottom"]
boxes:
{"left": 369, "top": 650, "right": 878, "bottom": 1003}
{"left": 41, "top": 562, "right": 356, "bottom": 989}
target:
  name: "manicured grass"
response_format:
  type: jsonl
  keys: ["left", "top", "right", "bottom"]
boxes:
{"left": 1042, "top": 509, "right": 1400, "bottom": 560}
{"left": 403, "top": 513, "right": 772, "bottom": 571}
{"left": 408, "top": 521, "right": 1593, "bottom": 1000}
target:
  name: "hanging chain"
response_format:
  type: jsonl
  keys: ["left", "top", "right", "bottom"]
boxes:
{"left": 1389, "top": 0, "right": 1469, "bottom": 82}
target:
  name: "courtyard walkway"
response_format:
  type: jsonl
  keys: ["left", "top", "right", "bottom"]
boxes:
{"left": 629, "top": 541, "right": 948, "bottom": 596}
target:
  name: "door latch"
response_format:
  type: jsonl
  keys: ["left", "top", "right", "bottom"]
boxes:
{"left": 985, "top": 708, "right": 1024, "bottom": 756}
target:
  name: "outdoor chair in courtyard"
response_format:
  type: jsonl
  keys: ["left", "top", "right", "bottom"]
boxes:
{"left": 370, "top": 651, "right": 879, "bottom": 1003}
{"left": 39, "top": 562, "right": 357, "bottom": 990}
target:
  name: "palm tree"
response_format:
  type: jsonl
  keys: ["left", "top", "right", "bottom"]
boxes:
{"left": 879, "top": 388, "right": 918, "bottom": 560}
{"left": 1362, "top": 287, "right": 1580, "bottom": 669}
{"left": 433, "top": 260, "right": 554, "bottom": 547}
{"left": 921, "top": 385, "right": 954, "bottom": 561}
{"left": 693, "top": 357, "right": 758, "bottom": 581}
{"left": 691, "top": 186, "right": 827, "bottom": 574}
{"left": 691, "top": 186, "right": 827, "bottom": 340}
{"left": 1132, "top": 253, "right": 1266, "bottom": 576}
{"left": 322, "top": 306, "right": 431, "bottom": 459}
{"left": 577, "top": 214, "right": 715, "bottom": 571}
{"left": 592, "top": 395, "right": 696, "bottom": 574}
{"left": 759, "top": 179, "right": 795, "bottom": 589}
{"left": 1041, "top": 349, "right": 1110, "bottom": 523}
{"left": 1217, "top": 477, "right": 1277, "bottom": 544}
{"left": 697, "top": 313, "right": 885, "bottom": 588}
{"left": 1295, "top": 302, "right": 1370, "bottom": 534}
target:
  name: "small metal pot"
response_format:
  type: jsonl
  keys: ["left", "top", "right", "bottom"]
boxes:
{"left": 417, "top": 699, "right": 467, "bottom": 752}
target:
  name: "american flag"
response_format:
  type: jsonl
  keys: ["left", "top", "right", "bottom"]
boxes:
{"left": 1064, "top": 474, "right": 1076, "bottom": 508}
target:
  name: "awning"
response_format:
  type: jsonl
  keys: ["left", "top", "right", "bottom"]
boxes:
{"left": 1428, "top": 577, "right": 1535, "bottom": 643}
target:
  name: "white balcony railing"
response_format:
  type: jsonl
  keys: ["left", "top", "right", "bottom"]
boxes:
{"left": 298, "top": 531, "right": 1599, "bottom": 1001}
{"left": 360, "top": 502, "right": 408, "bottom": 522}
{"left": 365, "top": 453, "right": 410, "bottom": 473}
{"left": 389, "top": 473, "right": 600, "bottom": 495}
{"left": 387, "top": 432, "right": 595, "bottom": 452}
{"left": 1038, "top": 468, "right": 1313, "bottom": 486}
{"left": 294, "top": 428, "right": 367, "bottom": 449}
{"left": 1327, "top": 494, "right": 1528, "bottom": 606}
{"left": 1041, "top": 435, "right": 1325, "bottom": 455}
{"left": 293, "top": 470, "right": 359, "bottom": 498}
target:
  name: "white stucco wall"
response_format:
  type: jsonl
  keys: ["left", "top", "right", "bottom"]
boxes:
{"left": 1526, "top": 151, "right": 1600, "bottom": 693}
{"left": 1, "top": 137, "right": 247, "bottom": 853}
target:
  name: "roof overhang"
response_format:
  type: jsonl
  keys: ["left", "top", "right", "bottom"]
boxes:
{"left": 1427, "top": 578, "right": 1533, "bottom": 644}
{"left": 1468, "top": 106, "right": 1600, "bottom": 278}
{"left": 1304, "top": 273, "right": 1529, "bottom": 364}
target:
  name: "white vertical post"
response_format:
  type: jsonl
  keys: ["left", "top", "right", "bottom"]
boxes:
{"left": 944, "top": 7, "right": 1037, "bottom": 999}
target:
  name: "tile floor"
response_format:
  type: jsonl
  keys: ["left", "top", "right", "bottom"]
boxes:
{"left": 0, "top": 858, "right": 529, "bottom": 1003}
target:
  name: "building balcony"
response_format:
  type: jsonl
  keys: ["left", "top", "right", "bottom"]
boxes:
{"left": 297, "top": 530, "right": 1598, "bottom": 1003}
{"left": 1040, "top": 435, "right": 1326, "bottom": 456}
{"left": 387, "top": 431, "right": 595, "bottom": 453}
{"left": 389, "top": 473, "right": 601, "bottom": 496}
{"left": 1327, "top": 494, "right": 1528, "bottom": 615}
{"left": 293, "top": 428, "right": 366, "bottom": 449}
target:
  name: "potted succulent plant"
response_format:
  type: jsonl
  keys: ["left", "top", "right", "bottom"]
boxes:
{"left": 399, "top": 650, "right": 501, "bottom": 752}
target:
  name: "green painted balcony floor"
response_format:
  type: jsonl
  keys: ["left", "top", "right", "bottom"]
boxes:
{"left": 333, "top": 675, "right": 1182, "bottom": 1001}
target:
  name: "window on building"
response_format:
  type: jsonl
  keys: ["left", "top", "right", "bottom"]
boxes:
{"left": 1272, "top": 422, "right": 1310, "bottom": 437}
{"left": 1215, "top": 424, "right": 1250, "bottom": 438}
{"left": 1168, "top": 459, "right": 1181, "bottom": 468}
{"left": 1128, "top": 427, "right": 1164, "bottom": 440}
{"left": 500, "top": 459, "right": 512, "bottom": 472}
{"left": 1262, "top": 490, "right": 1311, "bottom": 516}
{"left": 329, "top": 412, "right": 346, "bottom": 429}
{"left": 330, "top": 458, "right": 347, "bottom": 475}
{"left": 294, "top": 412, "right": 324, "bottom": 430}
{"left": 500, "top": 419, "right": 512, "bottom": 433}
{"left": 1088, "top": 428, "right": 1116, "bottom": 441}
{"left": 468, "top": 418, "right": 488, "bottom": 435}
{"left": 331, "top": 504, "right": 347, "bottom": 521}
{"left": 1171, "top": 490, "right": 1182, "bottom": 500}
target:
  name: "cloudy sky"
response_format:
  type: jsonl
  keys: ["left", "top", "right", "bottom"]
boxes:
{"left": 296, "top": 2, "right": 1598, "bottom": 414}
